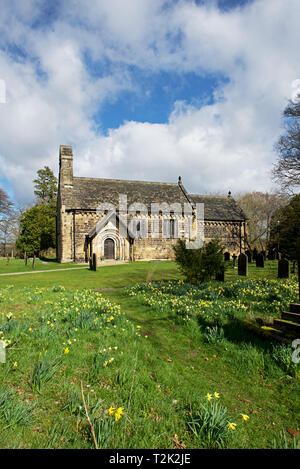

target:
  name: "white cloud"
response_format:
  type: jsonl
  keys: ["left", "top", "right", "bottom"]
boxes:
{"left": 0, "top": 0, "right": 299, "bottom": 204}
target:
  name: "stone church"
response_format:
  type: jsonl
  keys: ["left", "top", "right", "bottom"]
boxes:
{"left": 57, "top": 145, "right": 246, "bottom": 263}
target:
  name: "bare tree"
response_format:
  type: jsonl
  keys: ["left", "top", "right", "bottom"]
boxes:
{"left": 236, "top": 192, "right": 287, "bottom": 251}
{"left": 273, "top": 95, "right": 300, "bottom": 193}
{"left": 0, "top": 188, "right": 16, "bottom": 256}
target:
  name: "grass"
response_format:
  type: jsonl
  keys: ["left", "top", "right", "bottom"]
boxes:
{"left": 0, "top": 257, "right": 282, "bottom": 289}
{"left": 0, "top": 257, "right": 85, "bottom": 274}
{"left": 0, "top": 260, "right": 299, "bottom": 449}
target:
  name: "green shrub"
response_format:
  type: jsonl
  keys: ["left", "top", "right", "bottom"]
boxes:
{"left": 173, "top": 239, "right": 225, "bottom": 284}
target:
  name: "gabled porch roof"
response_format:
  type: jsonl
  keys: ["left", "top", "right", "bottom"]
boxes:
{"left": 86, "top": 210, "right": 136, "bottom": 240}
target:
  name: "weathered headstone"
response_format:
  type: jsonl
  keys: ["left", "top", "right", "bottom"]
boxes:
{"left": 92, "top": 253, "right": 97, "bottom": 271}
{"left": 278, "top": 258, "right": 289, "bottom": 279}
{"left": 238, "top": 253, "right": 248, "bottom": 276}
{"left": 89, "top": 256, "right": 93, "bottom": 270}
{"left": 267, "top": 250, "right": 275, "bottom": 260}
{"left": 252, "top": 248, "right": 258, "bottom": 261}
{"left": 32, "top": 255, "right": 36, "bottom": 269}
{"left": 216, "top": 266, "right": 225, "bottom": 281}
{"left": 224, "top": 252, "right": 230, "bottom": 261}
{"left": 245, "top": 250, "right": 252, "bottom": 263}
{"left": 256, "top": 252, "right": 264, "bottom": 268}
{"left": 232, "top": 254, "right": 237, "bottom": 268}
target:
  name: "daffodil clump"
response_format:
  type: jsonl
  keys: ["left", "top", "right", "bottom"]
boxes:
{"left": 187, "top": 392, "right": 250, "bottom": 448}
{"left": 128, "top": 278, "right": 298, "bottom": 325}
{"left": 0, "top": 287, "right": 127, "bottom": 383}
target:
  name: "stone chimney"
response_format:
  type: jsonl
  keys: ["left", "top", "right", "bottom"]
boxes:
{"left": 59, "top": 145, "right": 73, "bottom": 187}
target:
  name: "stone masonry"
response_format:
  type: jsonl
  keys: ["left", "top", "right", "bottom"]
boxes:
{"left": 57, "top": 145, "right": 246, "bottom": 263}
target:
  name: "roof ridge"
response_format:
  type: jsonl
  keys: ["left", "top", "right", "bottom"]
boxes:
{"left": 73, "top": 176, "right": 178, "bottom": 186}
{"left": 190, "top": 194, "right": 230, "bottom": 199}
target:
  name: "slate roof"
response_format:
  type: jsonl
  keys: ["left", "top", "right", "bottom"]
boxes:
{"left": 189, "top": 195, "right": 246, "bottom": 221}
{"left": 59, "top": 175, "right": 246, "bottom": 222}
{"left": 60, "top": 177, "right": 190, "bottom": 211}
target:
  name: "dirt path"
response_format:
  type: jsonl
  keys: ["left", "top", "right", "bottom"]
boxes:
{"left": 0, "top": 260, "right": 129, "bottom": 277}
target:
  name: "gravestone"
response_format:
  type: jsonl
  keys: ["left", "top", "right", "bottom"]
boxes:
{"left": 216, "top": 266, "right": 225, "bottom": 281}
{"left": 278, "top": 258, "right": 289, "bottom": 279}
{"left": 224, "top": 252, "right": 230, "bottom": 261}
{"left": 89, "top": 256, "right": 93, "bottom": 270}
{"left": 275, "top": 251, "right": 281, "bottom": 260}
{"left": 232, "top": 254, "right": 237, "bottom": 268}
{"left": 267, "top": 250, "right": 275, "bottom": 260}
{"left": 245, "top": 250, "right": 252, "bottom": 263}
{"left": 92, "top": 253, "right": 97, "bottom": 271}
{"left": 238, "top": 253, "right": 248, "bottom": 276}
{"left": 256, "top": 252, "right": 264, "bottom": 268}
{"left": 32, "top": 255, "right": 36, "bottom": 269}
{"left": 252, "top": 248, "right": 258, "bottom": 261}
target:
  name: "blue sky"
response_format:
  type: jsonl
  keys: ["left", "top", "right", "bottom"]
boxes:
{"left": 96, "top": 69, "right": 228, "bottom": 133}
{"left": 0, "top": 0, "right": 299, "bottom": 205}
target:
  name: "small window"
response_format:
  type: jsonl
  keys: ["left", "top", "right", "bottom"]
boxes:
{"left": 170, "top": 219, "right": 175, "bottom": 238}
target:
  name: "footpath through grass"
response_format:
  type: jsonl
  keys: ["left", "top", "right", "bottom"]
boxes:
{"left": 0, "top": 257, "right": 85, "bottom": 274}
{"left": 0, "top": 260, "right": 299, "bottom": 449}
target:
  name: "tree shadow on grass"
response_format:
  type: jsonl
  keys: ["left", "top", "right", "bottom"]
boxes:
{"left": 197, "top": 315, "right": 281, "bottom": 354}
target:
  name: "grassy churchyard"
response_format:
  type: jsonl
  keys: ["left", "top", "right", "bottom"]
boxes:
{"left": 0, "top": 259, "right": 299, "bottom": 449}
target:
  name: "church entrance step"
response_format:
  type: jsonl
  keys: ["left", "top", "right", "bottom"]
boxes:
{"left": 281, "top": 311, "right": 300, "bottom": 324}
{"left": 290, "top": 303, "right": 300, "bottom": 314}
{"left": 273, "top": 318, "right": 300, "bottom": 335}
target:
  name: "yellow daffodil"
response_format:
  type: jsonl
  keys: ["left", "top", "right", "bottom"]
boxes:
{"left": 108, "top": 406, "right": 116, "bottom": 415}
{"left": 13, "top": 362, "right": 18, "bottom": 368}
{"left": 241, "top": 414, "right": 249, "bottom": 422}
{"left": 64, "top": 347, "right": 70, "bottom": 354}
{"left": 214, "top": 392, "right": 220, "bottom": 399}
{"left": 115, "top": 407, "right": 124, "bottom": 421}
{"left": 228, "top": 422, "right": 237, "bottom": 431}
{"left": 206, "top": 393, "right": 213, "bottom": 401}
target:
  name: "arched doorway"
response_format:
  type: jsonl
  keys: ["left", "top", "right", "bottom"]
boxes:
{"left": 104, "top": 238, "right": 115, "bottom": 259}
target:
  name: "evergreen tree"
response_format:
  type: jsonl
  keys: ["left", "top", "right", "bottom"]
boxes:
{"left": 16, "top": 204, "right": 56, "bottom": 256}
{"left": 16, "top": 166, "right": 57, "bottom": 256}
{"left": 33, "top": 166, "right": 57, "bottom": 204}
{"left": 173, "top": 238, "right": 225, "bottom": 284}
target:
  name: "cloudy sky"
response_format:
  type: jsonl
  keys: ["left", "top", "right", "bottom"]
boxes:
{"left": 0, "top": 0, "right": 299, "bottom": 205}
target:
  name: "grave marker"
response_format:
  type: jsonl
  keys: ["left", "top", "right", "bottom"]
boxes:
{"left": 278, "top": 258, "right": 289, "bottom": 279}
{"left": 224, "top": 252, "right": 230, "bottom": 261}
{"left": 245, "top": 250, "right": 252, "bottom": 263}
{"left": 238, "top": 253, "right": 248, "bottom": 276}
{"left": 256, "top": 252, "right": 264, "bottom": 268}
{"left": 92, "top": 253, "right": 97, "bottom": 271}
